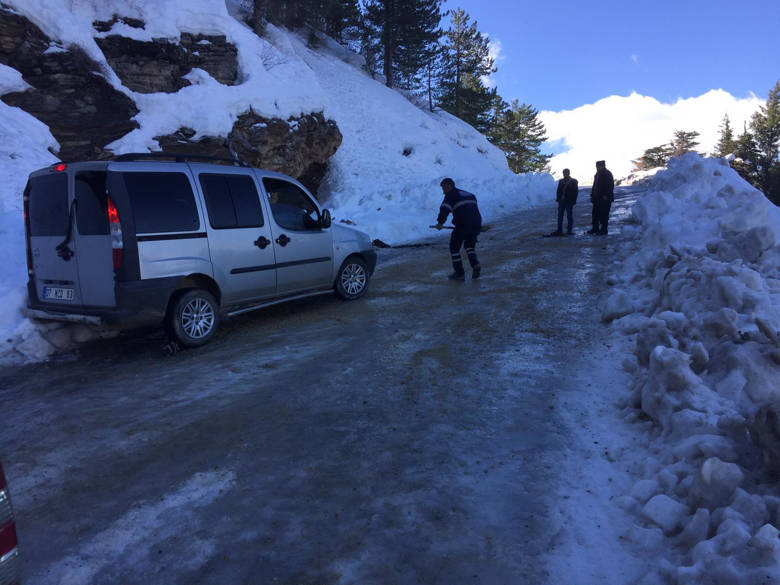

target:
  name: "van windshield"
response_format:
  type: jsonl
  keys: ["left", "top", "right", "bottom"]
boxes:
{"left": 27, "top": 174, "right": 68, "bottom": 237}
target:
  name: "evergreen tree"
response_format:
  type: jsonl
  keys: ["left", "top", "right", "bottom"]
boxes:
{"left": 730, "top": 125, "right": 760, "bottom": 187}
{"left": 636, "top": 144, "right": 672, "bottom": 169}
{"left": 712, "top": 114, "right": 737, "bottom": 157}
{"left": 669, "top": 130, "right": 700, "bottom": 158}
{"left": 420, "top": 40, "right": 445, "bottom": 111}
{"left": 438, "top": 8, "right": 495, "bottom": 132}
{"left": 749, "top": 80, "right": 780, "bottom": 200}
{"left": 488, "top": 99, "right": 551, "bottom": 173}
{"left": 362, "top": 0, "right": 443, "bottom": 89}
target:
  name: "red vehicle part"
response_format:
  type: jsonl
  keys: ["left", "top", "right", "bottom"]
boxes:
{"left": 0, "top": 463, "right": 20, "bottom": 585}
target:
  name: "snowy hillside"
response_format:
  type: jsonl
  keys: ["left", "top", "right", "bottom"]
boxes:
{"left": 0, "top": 0, "right": 553, "bottom": 363}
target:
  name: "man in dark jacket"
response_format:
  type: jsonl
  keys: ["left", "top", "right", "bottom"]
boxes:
{"left": 588, "top": 160, "right": 614, "bottom": 235}
{"left": 435, "top": 178, "right": 482, "bottom": 280}
{"left": 554, "top": 168, "right": 578, "bottom": 235}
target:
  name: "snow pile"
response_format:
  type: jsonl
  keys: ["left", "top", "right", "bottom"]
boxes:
{"left": 603, "top": 153, "right": 780, "bottom": 584}
{"left": 617, "top": 166, "right": 663, "bottom": 187}
{"left": 0, "top": 0, "right": 553, "bottom": 363}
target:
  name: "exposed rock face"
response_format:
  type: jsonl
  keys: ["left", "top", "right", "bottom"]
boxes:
{"left": 92, "top": 15, "right": 145, "bottom": 33}
{"left": 0, "top": 8, "right": 139, "bottom": 160}
{"left": 181, "top": 33, "right": 239, "bottom": 86}
{"left": 155, "top": 111, "right": 342, "bottom": 197}
{"left": 95, "top": 33, "right": 239, "bottom": 93}
{"left": 0, "top": 9, "right": 341, "bottom": 185}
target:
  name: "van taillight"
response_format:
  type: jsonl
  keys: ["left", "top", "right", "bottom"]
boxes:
{"left": 0, "top": 464, "right": 19, "bottom": 577}
{"left": 107, "top": 197, "right": 123, "bottom": 269}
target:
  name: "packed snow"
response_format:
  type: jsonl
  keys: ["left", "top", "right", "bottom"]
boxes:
{"left": 0, "top": 0, "right": 553, "bottom": 364}
{"left": 602, "top": 153, "right": 780, "bottom": 584}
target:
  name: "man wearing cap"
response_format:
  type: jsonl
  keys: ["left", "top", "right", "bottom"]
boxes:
{"left": 435, "top": 178, "right": 482, "bottom": 280}
{"left": 588, "top": 160, "right": 614, "bottom": 235}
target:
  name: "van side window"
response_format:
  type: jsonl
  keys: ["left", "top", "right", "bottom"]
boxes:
{"left": 27, "top": 174, "right": 68, "bottom": 236}
{"left": 76, "top": 171, "right": 109, "bottom": 236}
{"left": 199, "top": 174, "right": 264, "bottom": 229}
{"left": 263, "top": 178, "right": 320, "bottom": 231}
{"left": 122, "top": 172, "right": 200, "bottom": 234}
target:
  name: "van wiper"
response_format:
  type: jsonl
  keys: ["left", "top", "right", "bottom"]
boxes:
{"left": 56, "top": 199, "right": 78, "bottom": 261}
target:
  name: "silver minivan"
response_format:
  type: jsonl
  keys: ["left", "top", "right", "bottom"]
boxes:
{"left": 23, "top": 154, "right": 377, "bottom": 347}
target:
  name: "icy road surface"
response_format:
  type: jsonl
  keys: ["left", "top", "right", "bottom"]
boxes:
{"left": 0, "top": 189, "right": 647, "bottom": 584}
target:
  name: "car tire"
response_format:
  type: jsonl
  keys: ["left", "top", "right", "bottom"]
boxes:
{"left": 334, "top": 256, "right": 369, "bottom": 300}
{"left": 167, "top": 289, "right": 220, "bottom": 347}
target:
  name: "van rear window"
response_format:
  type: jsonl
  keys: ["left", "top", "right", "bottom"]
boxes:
{"left": 27, "top": 174, "right": 69, "bottom": 237}
{"left": 76, "top": 171, "right": 109, "bottom": 236}
{"left": 122, "top": 172, "right": 199, "bottom": 234}
{"left": 199, "top": 174, "right": 264, "bottom": 229}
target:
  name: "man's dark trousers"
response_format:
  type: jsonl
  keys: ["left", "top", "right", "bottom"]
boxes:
{"left": 557, "top": 202, "right": 574, "bottom": 233}
{"left": 450, "top": 228, "right": 479, "bottom": 274}
{"left": 598, "top": 200, "right": 612, "bottom": 234}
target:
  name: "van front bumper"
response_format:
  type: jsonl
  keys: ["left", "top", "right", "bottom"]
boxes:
{"left": 362, "top": 249, "right": 378, "bottom": 275}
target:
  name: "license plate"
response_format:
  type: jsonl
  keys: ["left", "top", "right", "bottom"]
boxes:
{"left": 43, "top": 286, "right": 74, "bottom": 301}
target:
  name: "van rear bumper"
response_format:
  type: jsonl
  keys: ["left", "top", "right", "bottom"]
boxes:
{"left": 26, "top": 277, "right": 179, "bottom": 327}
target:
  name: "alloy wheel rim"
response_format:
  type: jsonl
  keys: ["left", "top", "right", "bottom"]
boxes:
{"left": 181, "top": 297, "right": 215, "bottom": 339}
{"left": 342, "top": 264, "right": 366, "bottom": 296}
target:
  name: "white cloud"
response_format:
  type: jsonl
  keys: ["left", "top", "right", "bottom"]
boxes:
{"left": 539, "top": 89, "right": 762, "bottom": 183}
{"left": 482, "top": 38, "right": 503, "bottom": 89}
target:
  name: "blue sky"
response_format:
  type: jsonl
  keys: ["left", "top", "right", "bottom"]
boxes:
{"left": 443, "top": 0, "right": 779, "bottom": 112}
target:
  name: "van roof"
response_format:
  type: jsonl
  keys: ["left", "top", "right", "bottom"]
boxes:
{"left": 28, "top": 157, "right": 306, "bottom": 185}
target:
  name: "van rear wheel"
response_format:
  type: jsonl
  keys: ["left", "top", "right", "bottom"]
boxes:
{"left": 167, "top": 289, "right": 220, "bottom": 347}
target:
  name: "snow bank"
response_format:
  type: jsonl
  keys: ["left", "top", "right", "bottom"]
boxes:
{"left": 0, "top": 0, "right": 553, "bottom": 363}
{"left": 604, "top": 153, "right": 780, "bottom": 584}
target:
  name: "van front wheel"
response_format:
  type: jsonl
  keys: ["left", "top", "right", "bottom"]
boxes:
{"left": 335, "top": 256, "right": 369, "bottom": 300}
{"left": 167, "top": 289, "right": 220, "bottom": 347}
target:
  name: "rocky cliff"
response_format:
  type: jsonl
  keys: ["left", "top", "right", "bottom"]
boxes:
{"left": 0, "top": 8, "right": 341, "bottom": 196}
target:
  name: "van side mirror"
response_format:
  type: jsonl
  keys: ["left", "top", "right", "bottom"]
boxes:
{"left": 321, "top": 208, "right": 331, "bottom": 229}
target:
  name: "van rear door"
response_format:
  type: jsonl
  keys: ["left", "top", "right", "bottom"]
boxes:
{"left": 72, "top": 170, "right": 116, "bottom": 306}
{"left": 25, "top": 169, "right": 83, "bottom": 307}
{"left": 25, "top": 165, "right": 116, "bottom": 310}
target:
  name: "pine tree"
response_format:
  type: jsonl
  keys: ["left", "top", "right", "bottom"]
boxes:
{"left": 730, "top": 125, "right": 760, "bottom": 187}
{"left": 420, "top": 40, "right": 444, "bottom": 111}
{"left": 749, "top": 80, "right": 780, "bottom": 200}
{"left": 438, "top": 8, "right": 495, "bottom": 131}
{"left": 712, "top": 114, "right": 737, "bottom": 157}
{"left": 362, "top": 0, "right": 443, "bottom": 89}
{"left": 669, "top": 130, "right": 700, "bottom": 158}
{"left": 636, "top": 144, "right": 673, "bottom": 169}
{"left": 487, "top": 99, "right": 551, "bottom": 173}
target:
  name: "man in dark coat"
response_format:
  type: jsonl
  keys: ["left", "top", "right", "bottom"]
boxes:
{"left": 588, "top": 160, "right": 614, "bottom": 235}
{"left": 435, "top": 178, "right": 482, "bottom": 280}
{"left": 554, "top": 168, "right": 578, "bottom": 235}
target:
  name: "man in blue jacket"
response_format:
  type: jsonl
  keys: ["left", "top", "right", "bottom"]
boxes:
{"left": 435, "top": 178, "right": 482, "bottom": 280}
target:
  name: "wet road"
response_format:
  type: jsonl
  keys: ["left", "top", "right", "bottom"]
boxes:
{"left": 1, "top": 189, "right": 637, "bottom": 584}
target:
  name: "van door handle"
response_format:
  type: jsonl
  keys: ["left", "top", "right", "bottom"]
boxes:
{"left": 254, "top": 236, "right": 270, "bottom": 249}
{"left": 276, "top": 234, "right": 290, "bottom": 247}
